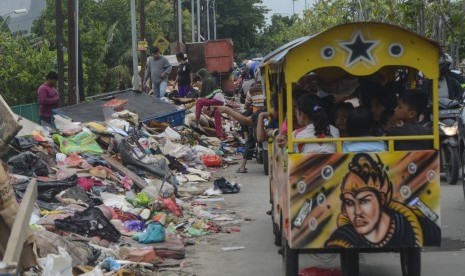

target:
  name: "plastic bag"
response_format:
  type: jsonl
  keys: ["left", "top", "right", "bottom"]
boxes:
{"left": 155, "top": 126, "right": 181, "bottom": 140}
{"left": 162, "top": 197, "right": 182, "bottom": 217}
{"left": 202, "top": 155, "right": 222, "bottom": 167}
{"left": 39, "top": 247, "right": 73, "bottom": 276}
{"left": 134, "top": 192, "right": 151, "bottom": 207}
{"left": 100, "top": 257, "right": 121, "bottom": 271}
{"left": 12, "top": 136, "right": 37, "bottom": 149}
{"left": 54, "top": 114, "right": 82, "bottom": 136}
{"left": 53, "top": 131, "right": 103, "bottom": 155}
{"left": 133, "top": 222, "right": 165, "bottom": 243}
{"left": 123, "top": 220, "right": 145, "bottom": 232}
{"left": 14, "top": 174, "right": 78, "bottom": 202}
{"left": 54, "top": 207, "right": 121, "bottom": 242}
{"left": 7, "top": 151, "right": 51, "bottom": 177}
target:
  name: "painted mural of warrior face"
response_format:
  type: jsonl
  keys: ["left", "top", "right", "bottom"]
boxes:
{"left": 340, "top": 154, "right": 393, "bottom": 242}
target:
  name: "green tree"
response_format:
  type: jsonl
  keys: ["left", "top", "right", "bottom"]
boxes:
{"left": 215, "top": 0, "right": 268, "bottom": 59}
{"left": 0, "top": 31, "right": 56, "bottom": 106}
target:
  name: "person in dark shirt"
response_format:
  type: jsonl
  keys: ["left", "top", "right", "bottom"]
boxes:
{"left": 174, "top": 52, "right": 194, "bottom": 98}
{"left": 387, "top": 89, "right": 433, "bottom": 151}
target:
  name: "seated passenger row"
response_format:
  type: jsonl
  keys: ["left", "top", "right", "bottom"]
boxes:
{"left": 293, "top": 88, "right": 432, "bottom": 154}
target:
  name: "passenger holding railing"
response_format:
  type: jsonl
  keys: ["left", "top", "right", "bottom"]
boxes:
{"left": 293, "top": 94, "right": 340, "bottom": 153}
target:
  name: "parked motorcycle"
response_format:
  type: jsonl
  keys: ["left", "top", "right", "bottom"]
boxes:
{"left": 438, "top": 98, "right": 461, "bottom": 185}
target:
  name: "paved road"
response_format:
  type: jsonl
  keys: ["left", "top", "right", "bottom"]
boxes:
{"left": 182, "top": 162, "right": 465, "bottom": 276}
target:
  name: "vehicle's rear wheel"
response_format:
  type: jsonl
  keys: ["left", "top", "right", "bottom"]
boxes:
{"left": 282, "top": 233, "right": 298, "bottom": 276}
{"left": 273, "top": 220, "right": 281, "bottom": 246}
{"left": 340, "top": 249, "right": 359, "bottom": 276}
{"left": 400, "top": 247, "right": 421, "bottom": 276}
{"left": 444, "top": 145, "right": 459, "bottom": 185}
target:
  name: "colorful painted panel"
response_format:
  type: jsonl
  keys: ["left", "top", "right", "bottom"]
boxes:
{"left": 288, "top": 151, "right": 440, "bottom": 249}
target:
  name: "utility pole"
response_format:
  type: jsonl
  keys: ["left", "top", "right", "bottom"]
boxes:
{"left": 197, "top": 0, "right": 201, "bottom": 41}
{"left": 55, "top": 0, "right": 65, "bottom": 106}
{"left": 206, "top": 0, "right": 210, "bottom": 40}
{"left": 139, "top": 0, "right": 146, "bottom": 82}
{"left": 67, "top": 0, "right": 77, "bottom": 105}
{"left": 130, "top": 0, "right": 139, "bottom": 90}
{"left": 191, "top": 0, "right": 195, "bottom": 42}
{"left": 212, "top": 0, "right": 216, "bottom": 39}
{"left": 178, "top": 0, "right": 182, "bottom": 43}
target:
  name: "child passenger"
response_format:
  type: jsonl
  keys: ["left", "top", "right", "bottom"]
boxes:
{"left": 342, "top": 107, "right": 387, "bottom": 153}
{"left": 332, "top": 102, "right": 354, "bottom": 137}
{"left": 293, "top": 94, "right": 340, "bottom": 153}
{"left": 387, "top": 89, "right": 433, "bottom": 150}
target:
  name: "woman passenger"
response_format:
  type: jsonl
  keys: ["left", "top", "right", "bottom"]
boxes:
{"left": 293, "top": 94, "right": 340, "bottom": 153}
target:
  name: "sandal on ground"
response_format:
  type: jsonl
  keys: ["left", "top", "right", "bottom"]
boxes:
{"left": 236, "top": 167, "right": 248, "bottom": 173}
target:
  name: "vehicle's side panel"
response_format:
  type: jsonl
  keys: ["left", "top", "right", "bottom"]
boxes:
{"left": 286, "top": 151, "right": 441, "bottom": 249}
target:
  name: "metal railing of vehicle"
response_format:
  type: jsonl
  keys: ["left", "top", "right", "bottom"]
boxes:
{"left": 291, "top": 135, "right": 435, "bottom": 152}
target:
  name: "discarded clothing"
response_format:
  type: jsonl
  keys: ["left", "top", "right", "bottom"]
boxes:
{"left": 213, "top": 177, "right": 241, "bottom": 194}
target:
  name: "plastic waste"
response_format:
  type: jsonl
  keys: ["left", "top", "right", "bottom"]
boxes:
{"left": 101, "top": 192, "right": 133, "bottom": 211}
{"left": 7, "top": 151, "right": 51, "bottom": 177}
{"left": 133, "top": 222, "right": 165, "bottom": 243}
{"left": 155, "top": 126, "right": 181, "bottom": 140}
{"left": 123, "top": 220, "right": 145, "bottom": 232}
{"left": 201, "top": 155, "right": 222, "bottom": 167}
{"left": 53, "top": 114, "right": 82, "bottom": 135}
{"left": 100, "top": 257, "right": 121, "bottom": 271}
{"left": 13, "top": 174, "right": 78, "bottom": 203}
{"left": 12, "top": 136, "right": 37, "bottom": 149}
{"left": 134, "top": 192, "right": 151, "bottom": 207}
{"left": 39, "top": 247, "right": 73, "bottom": 276}
{"left": 162, "top": 197, "right": 182, "bottom": 216}
{"left": 53, "top": 131, "right": 103, "bottom": 155}
{"left": 54, "top": 207, "right": 121, "bottom": 242}
{"left": 187, "top": 227, "right": 204, "bottom": 236}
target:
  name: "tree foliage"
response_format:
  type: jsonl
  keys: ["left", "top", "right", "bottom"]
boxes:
{"left": 0, "top": 31, "right": 56, "bottom": 106}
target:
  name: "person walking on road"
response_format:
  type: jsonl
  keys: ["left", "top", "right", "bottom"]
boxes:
{"left": 37, "top": 71, "right": 60, "bottom": 126}
{"left": 143, "top": 47, "right": 172, "bottom": 98}
{"left": 174, "top": 52, "right": 194, "bottom": 98}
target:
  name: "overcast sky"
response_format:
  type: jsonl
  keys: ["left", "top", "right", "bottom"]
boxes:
{"left": 262, "top": 0, "right": 314, "bottom": 23}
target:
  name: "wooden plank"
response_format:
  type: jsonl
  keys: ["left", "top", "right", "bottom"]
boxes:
{"left": 100, "top": 155, "right": 148, "bottom": 189}
{"left": 3, "top": 179, "right": 38, "bottom": 264}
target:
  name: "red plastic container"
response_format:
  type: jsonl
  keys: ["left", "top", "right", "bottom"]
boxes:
{"left": 205, "top": 39, "right": 234, "bottom": 74}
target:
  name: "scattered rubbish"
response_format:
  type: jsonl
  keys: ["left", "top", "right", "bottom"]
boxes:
{"left": 221, "top": 246, "right": 245, "bottom": 251}
{"left": 298, "top": 267, "right": 343, "bottom": 276}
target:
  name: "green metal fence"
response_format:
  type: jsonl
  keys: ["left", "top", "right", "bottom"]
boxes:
{"left": 10, "top": 103, "right": 40, "bottom": 124}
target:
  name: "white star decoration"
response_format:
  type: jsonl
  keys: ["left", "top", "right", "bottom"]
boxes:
{"left": 340, "top": 30, "right": 379, "bottom": 67}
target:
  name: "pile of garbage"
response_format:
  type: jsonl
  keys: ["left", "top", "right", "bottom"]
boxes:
{"left": 1, "top": 96, "right": 247, "bottom": 275}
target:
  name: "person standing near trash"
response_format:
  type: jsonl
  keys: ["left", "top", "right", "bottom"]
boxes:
{"left": 37, "top": 71, "right": 59, "bottom": 126}
{"left": 173, "top": 52, "right": 194, "bottom": 98}
{"left": 195, "top": 69, "right": 226, "bottom": 139}
{"left": 143, "top": 47, "right": 172, "bottom": 98}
